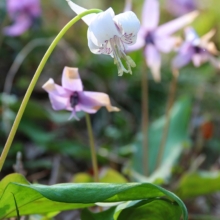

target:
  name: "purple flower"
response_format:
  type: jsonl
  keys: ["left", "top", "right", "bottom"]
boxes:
{"left": 42, "top": 67, "right": 120, "bottom": 120}
{"left": 4, "top": 0, "right": 41, "bottom": 36}
{"left": 128, "top": 0, "right": 198, "bottom": 81}
{"left": 166, "top": 0, "right": 197, "bottom": 17}
{"left": 172, "top": 27, "right": 220, "bottom": 69}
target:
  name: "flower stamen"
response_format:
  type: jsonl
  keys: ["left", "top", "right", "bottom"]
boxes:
{"left": 110, "top": 36, "right": 136, "bottom": 76}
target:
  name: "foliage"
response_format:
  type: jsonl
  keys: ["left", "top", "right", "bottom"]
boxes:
{"left": 0, "top": 173, "right": 186, "bottom": 219}
{"left": 1, "top": 0, "right": 220, "bottom": 219}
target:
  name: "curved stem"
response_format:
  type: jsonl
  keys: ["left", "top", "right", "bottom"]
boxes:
{"left": 156, "top": 69, "right": 179, "bottom": 168}
{"left": 0, "top": 9, "right": 102, "bottom": 172}
{"left": 85, "top": 114, "right": 99, "bottom": 182}
{"left": 2, "top": 38, "right": 77, "bottom": 134}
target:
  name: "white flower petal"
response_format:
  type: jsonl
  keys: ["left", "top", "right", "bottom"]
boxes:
{"left": 87, "top": 29, "right": 102, "bottom": 54}
{"left": 126, "top": 27, "right": 145, "bottom": 52}
{"left": 113, "top": 11, "right": 140, "bottom": 45}
{"left": 184, "top": 26, "right": 198, "bottom": 42}
{"left": 66, "top": 0, "right": 97, "bottom": 25}
{"left": 89, "top": 8, "right": 120, "bottom": 46}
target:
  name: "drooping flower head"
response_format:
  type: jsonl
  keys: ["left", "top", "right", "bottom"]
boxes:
{"left": 128, "top": 0, "right": 198, "bottom": 81}
{"left": 66, "top": 0, "right": 140, "bottom": 76}
{"left": 43, "top": 67, "right": 120, "bottom": 120}
{"left": 4, "top": 0, "right": 41, "bottom": 36}
{"left": 166, "top": 0, "right": 197, "bottom": 17}
{"left": 172, "top": 27, "right": 220, "bottom": 69}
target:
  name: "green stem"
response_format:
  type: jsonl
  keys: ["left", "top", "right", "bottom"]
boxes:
{"left": 156, "top": 69, "right": 178, "bottom": 168}
{"left": 85, "top": 113, "right": 99, "bottom": 182}
{"left": 141, "top": 61, "right": 149, "bottom": 176}
{"left": 0, "top": 14, "right": 8, "bottom": 48}
{"left": 0, "top": 9, "right": 102, "bottom": 172}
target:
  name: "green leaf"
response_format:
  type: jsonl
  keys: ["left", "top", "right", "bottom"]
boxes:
{"left": 19, "top": 120, "right": 56, "bottom": 145}
{"left": 132, "top": 96, "right": 191, "bottom": 176}
{"left": 0, "top": 174, "right": 92, "bottom": 218}
{"left": 13, "top": 100, "right": 49, "bottom": 120}
{"left": 11, "top": 193, "right": 20, "bottom": 220}
{"left": 81, "top": 199, "right": 182, "bottom": 220}
{"left": 176, "top": 171, "right": 220, "bottom": 199}
{"left": 115, "top": 199, "right": 182, "bottom": 220}
{"left": 0, "top": 173, "right": 188, "bottom": 219}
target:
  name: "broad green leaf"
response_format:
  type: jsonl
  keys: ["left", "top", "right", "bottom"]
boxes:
{"left": 133, "top": 97, "right": 191, "bottom": 175}
{"left": 81, "top": 199, "right": 182, "bottom": 220}
{"left": 176, "top": 171, "right": 220, "bottom": 199}
{"left": 12, "top": 193, "right": 20, "bottom": 220}
{"left": 0, "top": 174, "right": 92, "bottom": 218}
{"left": 0, "top": 173, "right": 188, "bottom": 219}
{"left": 115, "top": 199, "right": 182, "bottom": 220}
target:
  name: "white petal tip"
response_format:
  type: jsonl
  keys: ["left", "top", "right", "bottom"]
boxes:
{"left": 42, "top": 78, "right": 54, "bottom": 91}
{"left": 187, "top": 10, "right": 199, "bottom": 21}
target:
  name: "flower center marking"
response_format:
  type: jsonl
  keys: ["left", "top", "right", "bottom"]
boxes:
{"left": 193, "top": 46, "right": 204, "bottom": 54}
{"left": 70, "top": 92, "right": 79, "bottom": 109}
{"left": 145, "top": 32, "right": 154, "bottom": 45}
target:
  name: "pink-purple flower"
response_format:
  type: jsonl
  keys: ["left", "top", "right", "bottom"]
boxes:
{"left": 128, "top": 0, "right": 198, "bottom": 81}
{"left": 166, "top": 0, "right": 197, "bottom": 17}
{"left": 172, "top": 27, "right": 220, "bottom": 69}
{"left": 4, "top": 0, "right": 41, "bottom": 36}
{"left": 43, "top": 67, "right": 120, "bottom": 120}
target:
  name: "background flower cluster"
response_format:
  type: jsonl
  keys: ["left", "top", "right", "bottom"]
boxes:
{"left": 1, "top": 0, "right": 220, "bottom": 219}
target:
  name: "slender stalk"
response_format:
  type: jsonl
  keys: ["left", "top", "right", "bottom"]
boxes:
{"left": 0, "top": 14, "right": 8, "bottom": 48}
{"left": 141, "top": 61, "right": 149, "bottom": 176}
{"left": 85, "top": 113, "right": 99, "bottom": 182}
{"left": 156, "top": 69, "right": 179, "bottom": 168}
{"left": 0, "top": 9, "right": 102, "bottom": 172}
{"left": 193, "top": 86, "right": 205, "bottom": 153}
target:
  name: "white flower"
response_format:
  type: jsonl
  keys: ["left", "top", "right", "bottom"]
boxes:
{"left": 66, "top": 0, "right": 140, "bottom": 76}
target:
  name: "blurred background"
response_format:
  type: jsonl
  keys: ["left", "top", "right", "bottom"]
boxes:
{"left": 1, "top": 0, "right": 220, "bottom": 219}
